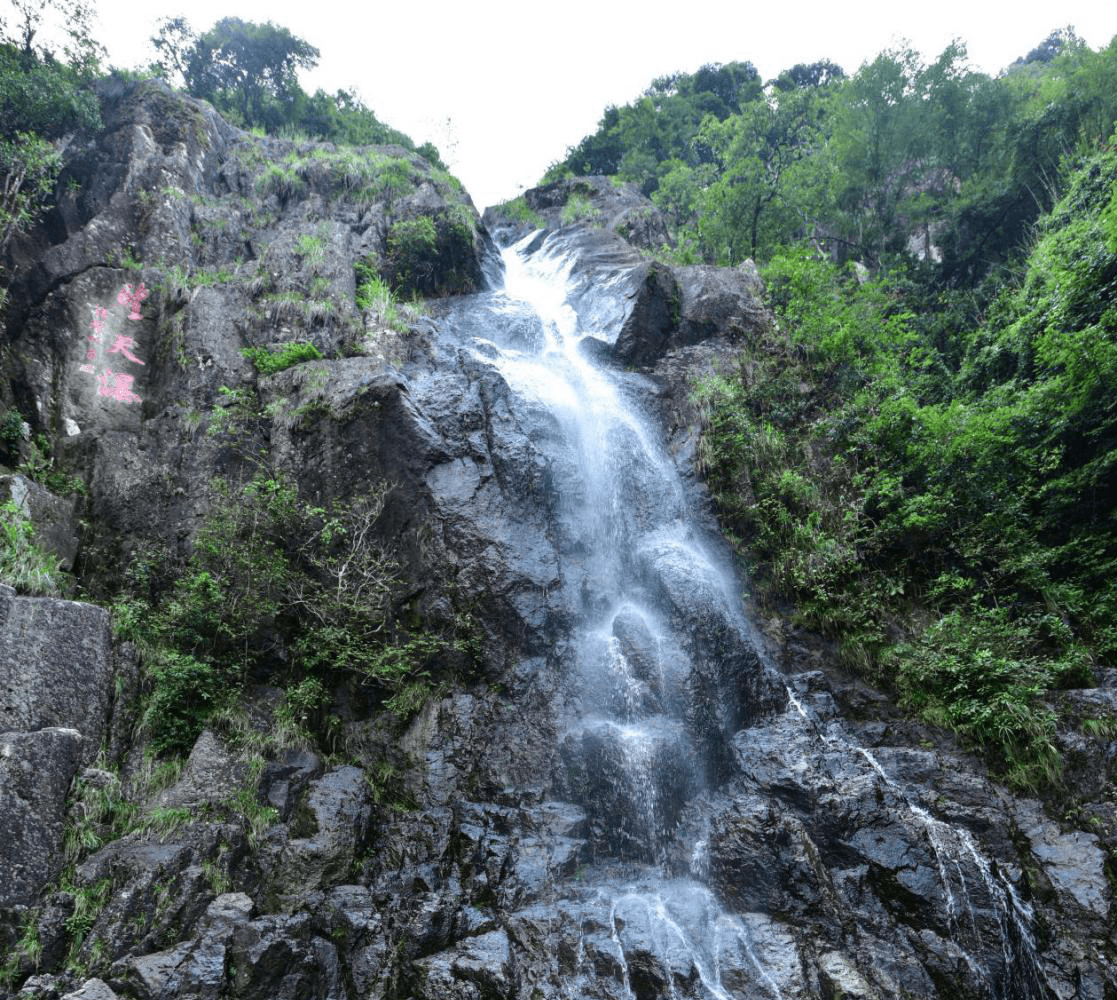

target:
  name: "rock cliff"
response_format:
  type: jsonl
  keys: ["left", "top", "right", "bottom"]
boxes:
{"left": 1, "top": 80, "right": 1114, "bottom": 1000}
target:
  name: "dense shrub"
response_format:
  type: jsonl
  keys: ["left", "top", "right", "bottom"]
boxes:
{"left": 115, "top": 467, "right": 477, "bottom": 755}
{"left": 383, "top": 210, "right": 478, "bottom": 297}
{"left": 696, "top": 139, "right": 1117, "bottom": 787}
{"left": 0, "top": 500, "right": 64, "bottom": 596}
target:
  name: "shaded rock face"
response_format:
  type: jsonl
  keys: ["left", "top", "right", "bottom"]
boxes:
{"left": 0, "top": 475, "right": 81, "bottom": 570}
{"left": 2, "top": 77, "right": 495, "bottom": 589}
{"left": 1, "top": 95, "right": 1114, "bottom": 1000}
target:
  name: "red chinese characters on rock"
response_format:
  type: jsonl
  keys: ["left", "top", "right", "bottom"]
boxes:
{"left": 81, "top": 283, "right": 147, "bottom": 404}
{"left": 117, "top": 282, "right": 148, "bottom": 320}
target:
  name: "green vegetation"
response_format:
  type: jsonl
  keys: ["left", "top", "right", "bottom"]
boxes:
{"left": 17, "top": 432, "right": 87, "bottom": 497}
{"left": 354, "top": 257, "right": 412, "bottom": 332}
{"left": 0, "top": 499, "right": 64, "bottom": 595}
{"left": 152, "top": 15, "right": 439, "bottom": 156}
{"left": 1, "top": 1, "right": 102, "bottom": 308}
{"left": 549, "top": 34, "right": 1117, "bottom": 275}
{"left": 539, "top": 30, "right": 1117, "bottom": 791}
{"left": 255, "top": 160, "right": 303, "bottom": 199}
{"left": 383, "top": 209, "right": 478, "bottom": 297}
{"left": 113, "top": 459, "right": 476, "bottom": 755}
{"left": 694, "top": 135, "right": 1117, "bottom": 787}
{"left": 241, "top": 340, "right": 324, "bottom": 375}
{"left": 545, "top": 61, "right": 763, "bottom": 196}
{"left": 489, "top": 195, "right": 544, "bottom": 228}
{"left": 559, "top": 192, "right": 596, "bottom": 226}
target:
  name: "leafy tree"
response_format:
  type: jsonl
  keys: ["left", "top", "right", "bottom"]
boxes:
{"left": 184, "top": 17, "right": 319, "bottom": 129}
{"left": 772, "top": 60, "right": 845, "bottom": 91}
{"left": 0, "top": 42, "right": 100, "bottom": 141}
{"left": 696, "top": 133, "right": 1117, "bottom": 786}
{"left": 1013, "top": 26, "right": 1082, "bottom": 66}
{"left": 559, "top": 105, "right": 625, "bottom": 177}
{"left": 547, "top": 62, "right": 763, "bottom": 194}
{"left": 149, "top": 15, "right": 195, "bottom": 88}
{"left": 0, "top": 131, "right": 61, "bottom": 256}
{"left": 298, "top": 86, "right": 418, "bottom": 148}
{"left": 1, "top": 1, "right": 102, "bottom": 305}
{"left": 3, "top": 0, "right": 102, "bottom": 72}
{"left": 695, "top": 78, "right": 834, "bottom": 261}
{"left": 651, "top": 158, "right": 711, "bottom": 233}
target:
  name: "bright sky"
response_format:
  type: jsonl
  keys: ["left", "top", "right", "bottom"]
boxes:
{"left": 29, "top": 0, "right": 1117, "bottom": 209}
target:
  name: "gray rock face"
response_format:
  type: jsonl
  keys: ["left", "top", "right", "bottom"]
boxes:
{"left": 0, "top": 585, "right": 113, "bottom": 758}
{"left": 0, "top": 727, "right": 84, "bottom": 906}
{"left": 267, "top": 765, "right": 372, "bottom": 896}
{"left": 152, "top": 729, "right": 249, "bottom": 812}
{"left": 2, "top": 79, "right": 494, "bottom": 601}
{"left": 59, "top": 979, "right": 122, "bottom": 1000}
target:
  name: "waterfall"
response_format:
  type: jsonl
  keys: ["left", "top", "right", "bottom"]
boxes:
{"left": 787, "top": 690, "right": 1051, "bottom": 1000}
{"left": 424, "top": 229, "right": 1053, "bottom": 999}
{"left": 479, "top": 232, "right": 789, "bottom": 997}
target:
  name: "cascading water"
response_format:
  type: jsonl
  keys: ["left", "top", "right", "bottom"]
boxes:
{"left": 478, "top": 233, "right": 789, "bottom": 997}
{"left": 785, "top": 689, "right": 1051, "bottom": 1000}
{"left": 424, "top": 228, "right": 1053, "bottom": 999}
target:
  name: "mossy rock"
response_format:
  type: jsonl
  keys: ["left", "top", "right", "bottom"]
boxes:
{"left": 382, "top": 209, "right": 481, "bottom": 298}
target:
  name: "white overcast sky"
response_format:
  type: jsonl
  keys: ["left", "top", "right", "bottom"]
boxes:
{"left": 25, "top": 0, "right": 1117, "bottom": 209}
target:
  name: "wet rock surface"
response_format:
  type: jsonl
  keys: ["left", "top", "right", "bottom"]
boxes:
{"left": 483, "top": 175, "right": 671, "bottom": 252}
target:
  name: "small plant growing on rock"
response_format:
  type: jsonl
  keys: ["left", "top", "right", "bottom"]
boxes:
{"left": 0, "top": 499, "right": 64, "bottom": 595}
{"left": 491, "top": 195, "right": 544, "bottom": 228}
{"left": 0, "top": 914, "right": 42, "bottom": 990}
{"left": 241, "top": 341, "right": 324, "bottom": 375}
{"left": 560, "top": 192, "right": 597, "bottom": 225}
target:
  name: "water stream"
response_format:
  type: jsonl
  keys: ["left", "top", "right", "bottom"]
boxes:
{"left": 482, "top": 232, "right": 785, "bottom": 997}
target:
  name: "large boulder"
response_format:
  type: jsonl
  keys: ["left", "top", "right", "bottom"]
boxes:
{"left": 0, "top": 727, "right": 84, "bottom": 906}
{"left": 0, "top": 585, "right": 113, "bottom": 758}
{"left": 0, "top": 475, "right": 82, "bottom": 570}
{"left": 612, "top": 260, "right": 771, "bottom": 368}
{"left": 483, "top": 176, "right": 671, "bottom": 251}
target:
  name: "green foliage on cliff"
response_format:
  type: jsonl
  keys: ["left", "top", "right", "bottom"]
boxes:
{"left": 241, "top": 340, "right": 323, "bottom": 375}
{"left": 0, "top": 15, "right": 102, "bottom": 296}
{"left": 383, "top": 210, "right": 478, "bottom": 297}
{"left": 114, "top": 468, "right": 474, "bottom": 755}
{"left": 696, "top": 137, "right": 1117, "bottom": 787}
{"left": 0, "top": 499, "right": 64, "bottom": 596}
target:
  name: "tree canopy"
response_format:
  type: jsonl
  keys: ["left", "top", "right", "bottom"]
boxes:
{"left": 184, "top": 17, "right": 319, "bottom": 129}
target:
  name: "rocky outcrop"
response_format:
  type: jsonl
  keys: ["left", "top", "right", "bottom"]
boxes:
{"left": 0, "top": 728, "right": 84, "bottom": 907}
{"left": 0, "top": 476, "right": 81, "bottom": 570}
{"left": 2, "top": 77, "right": 495, "bottom": 592}
{"left": 483, "top": 175, "right": 671, "bottom": 251}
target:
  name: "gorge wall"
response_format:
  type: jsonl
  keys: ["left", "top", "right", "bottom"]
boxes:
{"left": 1, "top": 80, "right": 1115, "bottom": 1000}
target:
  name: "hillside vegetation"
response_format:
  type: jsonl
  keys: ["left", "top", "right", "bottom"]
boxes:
{"left": 539, "top": 31, "right": 1117, "bottom": 788}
